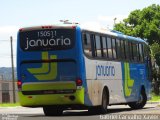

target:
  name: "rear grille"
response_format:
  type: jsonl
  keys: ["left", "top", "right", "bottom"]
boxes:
{"left": 22, "top": 89, "right": 76, "bottom": 95}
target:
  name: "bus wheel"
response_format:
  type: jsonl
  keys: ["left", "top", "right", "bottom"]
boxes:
{"left": 88, "top": 106, "right": 99, "bottom": 114}
{"left": 128, "top": 90, "right": 147, "bottom": 109}
{"left": 100, "top": 89, "right": 109, "bottom": 114}
{"left": 43, "top": 106, "right": 63, "bottom": 116}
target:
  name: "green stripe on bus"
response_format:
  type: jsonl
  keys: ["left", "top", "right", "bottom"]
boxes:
{"left": 33, "top": 55, "right": 57, "bottom": 80}
{"left": 27, "top": 52, "right": 57, "bottom": 80}
{"left": 22, "top": 82, "right": 76, "bottom": 91}
{"left": 124, "top": 63, "right": 134, "bottom": 97}
{"left": 18, "top": 88, "right": 84, "bottom": 106}
{"left": 28, "top": 52, "right": 49, "bottom": 74}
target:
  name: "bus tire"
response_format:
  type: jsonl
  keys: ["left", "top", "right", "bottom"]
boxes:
{"left": 100, "top": 88, "right": 109, "bottom": 114}
{"left": 88, "top": 106, "right": 99, "bottom": 114}
{"left": 128, "top": 89, "right": 147, "bottom": 109}
{"left": 43, "top": 106, "right": 63, "bottom": 116}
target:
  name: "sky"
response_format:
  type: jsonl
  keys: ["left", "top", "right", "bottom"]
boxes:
{"left": 0, "top": 0, "right": 160, "bottom": 67}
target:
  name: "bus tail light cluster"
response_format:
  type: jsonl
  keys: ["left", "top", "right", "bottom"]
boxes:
{"left": 17, "top": 80, "right": 22, "bottom": 90}
{"left": 19, "top": 28, "right": 23, "bottom": 32}
{"left": 76, "top": 78, "right": 83, "bottom": 86}
{"left": 41, "top": 26, "right": 53, "bottom": 29}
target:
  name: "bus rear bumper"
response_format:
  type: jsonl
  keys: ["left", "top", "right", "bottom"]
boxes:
{"left": 18, "top": 88, "right": 84, "bottom": 107}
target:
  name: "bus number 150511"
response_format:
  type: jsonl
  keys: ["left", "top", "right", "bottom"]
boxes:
{"left": 37, "top": 31, "right": 57, "bottom": 38}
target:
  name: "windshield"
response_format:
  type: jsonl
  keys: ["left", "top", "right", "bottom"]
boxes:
{"left": 20, "top": 28, "right": 75, "bottom": 51}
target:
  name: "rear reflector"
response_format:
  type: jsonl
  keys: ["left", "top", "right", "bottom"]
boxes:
{"left": 17, "top": 80, "right": 22, "bottom": 90}
{"left": 42, "top": 26, "right": 53, "bottom": 29}
{"left": 76, "top": 78, "right": 82, "bottom": 86}
{"left": 28, "top": 96, "right": 33, "bottom": 99}
{"left": 72, "top": 26, "right": 76, "bottom": 29}
{"left": 19, "top": 28, "right": 23, "bottom": 32}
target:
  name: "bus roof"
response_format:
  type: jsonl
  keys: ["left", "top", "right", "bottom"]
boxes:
{"left": 79, "top": 25, "right": 147, "bottom": 44}
{"left": 19, "top": 24, "right": 76, "bottom": 32}
{"left": 19, "top": 24, "right": 147, "bottom": 44}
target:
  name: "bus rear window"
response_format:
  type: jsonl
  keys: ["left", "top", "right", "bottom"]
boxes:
{"left": 19, "top": 29, "right": 75, "bottom": 51}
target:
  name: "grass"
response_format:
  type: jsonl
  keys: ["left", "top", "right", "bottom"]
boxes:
{"left": 0, "top": 103, "right": 20, "bottom": 107}
{"left": 149, "top": 93, "right": 160, "bottom": 102}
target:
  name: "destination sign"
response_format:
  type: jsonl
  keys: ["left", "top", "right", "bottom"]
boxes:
{"left": 20, "top": 29, "right": 75, "bottom": 51}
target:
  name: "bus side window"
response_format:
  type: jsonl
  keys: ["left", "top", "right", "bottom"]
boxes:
{"left": 102, "top": 36, "right": 108, "bottom": 57}
{"left": 143, "top": 44, "right": 150, "bottom": 61}
{"left": 125, "top": 40, "right": 130, "bottom": 60}
{"left": 143, "top": 44, "right": 152, "bottom": 79}
{"left": 132, "top": 42, "right": 138, "bottom": 62}
{"left": 112, "top": 38, "right": 117, "bottom": 59}
{"left": 139, "top": 43, "right": 144, "bottom": 62}
{"left": 107, "top": 37, "right": 112, "bottom": 59}
{"left": 128, "top": 41, "right": 132, "bottom": 61}
{"left": 95, "top": 35, "right": 102, "bottom": 57}
{"left": 120, "top": 40, "right": 125, "bottom": 60}
{"left": 137, "top": 43, "right": 140, "bottom": 62}
{"left": 90, "top": 34, "right": 96, "bottom": 57}
{"left": 83, "top": 33, "right": 92, "bottom": 57}
{"left": 116, "top": 39, "right": 121, "bottom": 60}
{"left": 130, "top": 42, "right": 134, "bottom": 61}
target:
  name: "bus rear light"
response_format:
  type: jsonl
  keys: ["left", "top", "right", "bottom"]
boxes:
{"left": 17, "top": 80, "right": 22, "bottom": 90}
{"left": 76, "top": 78, "right": 83, "bottom": 86}
{"left": 72, "top": 26, "right": 76, "bottom": 29}
{"left": 49, "top": 26, "right": 52, "bottom": 29}
{"left": 42, "top": 26, "right": 53, "bottom": 29}
{"left": 19, "top": 28, "right": 23, "bottom": 32}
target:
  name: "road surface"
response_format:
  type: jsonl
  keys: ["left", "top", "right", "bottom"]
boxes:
{"left": 0, "top": 103, "right": 160, "bottom": 120}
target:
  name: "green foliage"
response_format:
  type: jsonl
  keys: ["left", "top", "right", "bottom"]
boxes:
{"left": 114, "top": 4, "right": 160, "bottom": 45}
{"left": 150, "top": 43, "right": 160, "bottom": 95}
{"left": 114, "top": 4, "right": 160, "bottom": 95}
{"left": 150, "top": 43, "right": 160, "bottom": 66}
{"left": 0, "top": 103, "right": 20, "bottom": 107}
{"left": 155, "top": 53, "right": 160, "bottom": 66}
{"left": 149, "top": 93, "right": 160, "bottom": 102}
{"left": 150, "top": 42, "right": 160, "bottom": 56}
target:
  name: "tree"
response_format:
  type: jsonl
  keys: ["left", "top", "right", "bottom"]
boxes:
{"left": 114, "top": 4, "right": 160, "bottom": 95}
{"left": 150, "top": 43, "right": 160, "bottom": 95}
{"left": 114, "top": 4, "right": 160, "bottom": 45}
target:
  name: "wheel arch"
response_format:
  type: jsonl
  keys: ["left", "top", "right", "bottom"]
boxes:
{"left": 140, "top": 85, "right": 146, "bottom": 94}
{"left": 102, "top": 86, "right": 110, "bottom": 105}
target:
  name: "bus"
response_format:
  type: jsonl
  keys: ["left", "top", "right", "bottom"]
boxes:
{"left": 17, "top": 23, "right": 152, "bottom": 116}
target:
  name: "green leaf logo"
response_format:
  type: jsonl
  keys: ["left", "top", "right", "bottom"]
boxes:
{"left": 124, "top": 63, "right": 134, "bottom": 97}
{"left": 27, "top": 52, "right": 57, "bottom": 80}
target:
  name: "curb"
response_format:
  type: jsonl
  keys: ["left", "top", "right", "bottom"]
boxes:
{"left": 147, "top": 101, "right": 160, "bottom": 104}
{"left": 0, "top": 106, "right": 21, "bottom": 109}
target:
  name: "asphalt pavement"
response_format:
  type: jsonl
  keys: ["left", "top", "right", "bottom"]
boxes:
{"left": 0, "top": 103, "right": 160, "bottom": 120}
